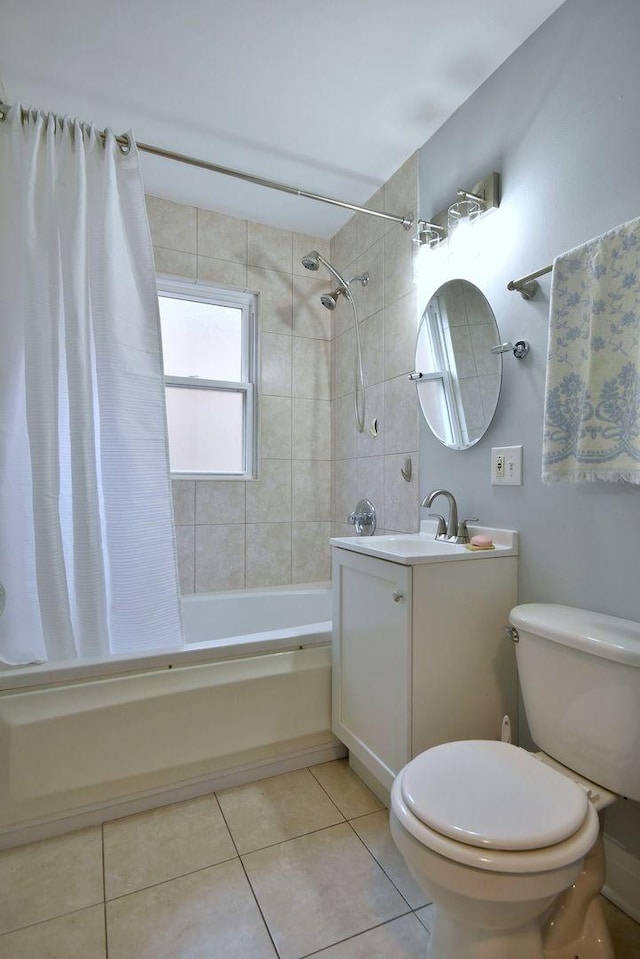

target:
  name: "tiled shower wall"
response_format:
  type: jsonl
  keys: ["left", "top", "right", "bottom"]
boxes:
{"left": 145, "top": 196, "right": 333, "bottom": 592}
{"left": 330, "top": 154, "right": 421, "bottom": 536}
{"left": 146, "top": 152, "right": 420, "bottom": 592}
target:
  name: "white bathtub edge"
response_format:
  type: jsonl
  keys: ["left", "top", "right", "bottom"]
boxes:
{"left": 0, "top": 737, "right": 346, "bottom": 851}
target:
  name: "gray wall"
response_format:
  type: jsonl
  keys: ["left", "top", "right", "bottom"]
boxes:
{"left": 418, "top": 0, "right": 640, "bottom": 855}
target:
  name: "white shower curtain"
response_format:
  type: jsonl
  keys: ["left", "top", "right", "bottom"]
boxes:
{"left": 0, "top": 105, "right": 183, "bottom": 664}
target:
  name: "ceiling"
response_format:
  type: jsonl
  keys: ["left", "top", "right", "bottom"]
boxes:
{"left": 1, "top": 0, "right": 566, "bottom": 238}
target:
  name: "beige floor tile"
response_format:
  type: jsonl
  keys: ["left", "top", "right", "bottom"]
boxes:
{"left": 217, "top": 768, "right": 344, "bottom": 853}
{"left": 104, "top": 793, "right": 236, "bottom": 899}
{"left": 350, "top": 810, "right": 428, "bottom": 909}
{"left": 0, "top": 827, "right": 103, "bottom": 935}
{"left": 0, "top": 905, "right": 106, "bottom": 959}
{"left": 106, "top": 858, "right": 277, "bottom": 959}
{"left": 242, "top": 822, "right": 409, "bottom": 959}
{"left": 602, "top": 897, "right": 640, "bottom": 959}
{"left": 310, "top": 758, "right": 385, "bottom": 819}
{"left": 312, "top": 914, "right": 430, "bottom": 958}
{"left": 415, "top": 903, "right": 435, "bottom": 933}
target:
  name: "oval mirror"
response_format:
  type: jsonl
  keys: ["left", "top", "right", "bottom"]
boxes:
{"left": 415, "top": 279, "right": 501, "bottom": 449}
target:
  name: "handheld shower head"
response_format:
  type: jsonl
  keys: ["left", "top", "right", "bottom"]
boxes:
{"left": 301, "top": 251, "right": 320, "bottom": 271}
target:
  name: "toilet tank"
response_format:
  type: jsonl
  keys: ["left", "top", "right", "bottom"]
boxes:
{"left": 510, "top": 604, "right": 640, "bottom": 801}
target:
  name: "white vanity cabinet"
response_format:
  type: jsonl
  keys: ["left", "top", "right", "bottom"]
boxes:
{"left": 331, "top": 532, "right": 518, "bottom": 793}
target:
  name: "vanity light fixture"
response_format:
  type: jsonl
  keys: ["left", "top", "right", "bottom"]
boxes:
{"left": 415, "top": 171, "right": 501, "bottom": 248}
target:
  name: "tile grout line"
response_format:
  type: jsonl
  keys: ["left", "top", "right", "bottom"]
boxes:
{"left": 296, "top": 910, "right": 417, "bottom": 959}
{"left": 343, "top": 816, "right": 417, "bottom": 913}
{"left": 101, "top": 823, "right": 109, "bottom": 959}
{"left": 213, "top": 792, "right": 283, "bottom": 959}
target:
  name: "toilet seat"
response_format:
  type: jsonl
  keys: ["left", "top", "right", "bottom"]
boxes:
{"left": 401, "top": 741, "right": 589, "bottom": 850}
{"left": 392, "top": 742, "right": 601, "bottom": 874}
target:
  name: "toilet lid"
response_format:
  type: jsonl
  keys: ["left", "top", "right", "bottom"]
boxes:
{"left": 400, "top": 741, "right": 589, "bottom": 851}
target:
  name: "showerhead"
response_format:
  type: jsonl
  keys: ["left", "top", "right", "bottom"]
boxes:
{"left": 320, "top": 289, "right": 343, "bottom": 311}
{"left": 301, "top": 251, "right": 320, "bottom": 271}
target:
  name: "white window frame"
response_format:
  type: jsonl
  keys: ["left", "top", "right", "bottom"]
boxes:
{"left": 157, "top": 276, "right": 258, "bottom": 480}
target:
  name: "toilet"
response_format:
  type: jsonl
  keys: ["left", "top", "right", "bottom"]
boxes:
{"left": 390, "top": 603, "right": 640, "bottom": 959}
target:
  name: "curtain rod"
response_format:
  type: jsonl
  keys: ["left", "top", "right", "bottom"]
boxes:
{"left": 0, "top": 100, "right": 415, "bottom": 231}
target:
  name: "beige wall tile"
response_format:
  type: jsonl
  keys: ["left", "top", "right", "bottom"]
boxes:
{"left": 331, "top": 215, "right": 359, "bottom": 276}
{"left": 195, "top": 480, "right": 246, "bottom": 525}
{"left": 172, "top": 480, "right": 195, "bottom": 525}
{"left": 349, "top": 243, "right": 384, "bottom": 322}
{"left": 261, "top": 333, "right": 292, "bottom": 396}
{"left": 292, "top": 399, "right": 331, "bottom": 460}
{"left": 248, "top": 222, "right": 293, "bottom": 273}
{"left": 384, "top": 453, "right": 419, "bottom": 533}
{"left": 333, "top": 393, "right": 358, "bottom": 463}
{"left": 334, "top": 458, "right": 358, "bottom": 525}
{"left": 195, "top": 525, "right": 245, "bottom": 591}
{"left": 384, "top": 290, "right": 418, "bottom": 381}
{"left": 248, "top": 267, "right": 293, "bottom": 334}
{"left": 292, "top": 337, "right": 331, "bottom": 400}
{"left": 260, "top": 395, "right": 292, "bottom": 459}
{"left": 357, "top": 455, "right": 385, "bottom": 522}
{"left": 197, "top": 255, "right": 247, "bottom": 288}
{"left": 197, "top": 208, "right": 247, "bottom": 262}
{"left": 383, "top": 376, "right": 418, "bottom": 455}
{"left": 146, "top": 196, "right": 196, "bottom": 253}
{"left": 357, "top": 383, "right": 385, "bottom": 459}
{"left": 293, "top": 274, "right": 332, "bottom": 339}
{"left": 175, "top": 526, "right": 195, "bottom": 594}
{"left": 153, "top": 247, "right": 197, "bottom": 280}
{"left": 333, "top": 328, "right": 355, "bottom": 400}
{"left": 292, "top": 460, "right": 331, "bottom": 522}
{"left": 0, "top": 827, "right": 103, "bottom": 935}
{"left": 245, "top": 523, "right": 292, "bottom": 587}
{"left": 357, "top": 186, "right": 389, "bottom": 252}
{"left": 384, "top": 226, "right": 414, "bottom": 307}
{"left": 291, "top": 522, "right": 331, "bottom": 583}
{"left": 246, "top": 459, "right": 292, "bottom": 523}
{"left": 361, "top": 310, "right": 384, "bottom": 387}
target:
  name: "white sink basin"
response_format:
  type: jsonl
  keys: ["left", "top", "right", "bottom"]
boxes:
{"left": 330, "top": 522, "right": 518, "bottom": 565}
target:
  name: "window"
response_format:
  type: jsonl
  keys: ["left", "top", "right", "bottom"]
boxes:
{"left": 157, "top": 277, "right": 258, "bottom": 478}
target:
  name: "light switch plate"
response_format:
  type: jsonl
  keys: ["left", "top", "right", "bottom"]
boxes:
{"left": 491, "top": 446, "right": 523, "bottom": 485}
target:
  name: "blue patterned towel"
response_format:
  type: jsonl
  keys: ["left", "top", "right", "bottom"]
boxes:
{"left": 542, "top": 216, "right": 640, "bottom": 483}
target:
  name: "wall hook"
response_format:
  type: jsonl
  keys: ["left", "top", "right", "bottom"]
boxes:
{"left": 401, "top": 457, "right": 412, "bottom": 482}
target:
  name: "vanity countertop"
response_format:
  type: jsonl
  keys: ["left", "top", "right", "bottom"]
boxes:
{"left": 330, "top": 522, "right": 518, "bottom": 566}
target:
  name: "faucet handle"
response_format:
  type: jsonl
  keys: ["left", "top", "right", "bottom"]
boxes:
{"left": 428, "top": 513, "right": 447, "bottom": 539}
{"left": 456, "top": 517, "right": 479, "bottom": 543}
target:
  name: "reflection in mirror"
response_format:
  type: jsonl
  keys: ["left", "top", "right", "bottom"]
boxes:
{"left": 415, "top": 280, "right": 501, "bottom": 450}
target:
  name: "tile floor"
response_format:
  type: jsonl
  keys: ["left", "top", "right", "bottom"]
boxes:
{"left": 0, "top": 759, "right": 638, "bottom": 959}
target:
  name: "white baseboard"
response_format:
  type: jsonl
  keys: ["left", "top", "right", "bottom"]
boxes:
{"left": 0, "top": 739, "right": 347, "bottom": 851}
{"left": 603, "top": 835, "right": 640, "bottom": 923}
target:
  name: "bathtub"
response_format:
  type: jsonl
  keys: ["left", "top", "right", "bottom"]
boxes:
{"left": 0, "top": 585, "right": 343, "bottom": 848}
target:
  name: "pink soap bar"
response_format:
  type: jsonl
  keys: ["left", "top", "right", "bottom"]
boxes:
{"left": 470, "top": 534, "right": 493, "bottom": 548}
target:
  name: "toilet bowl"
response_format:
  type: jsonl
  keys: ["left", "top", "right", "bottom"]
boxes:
{"left": 390, "top": 740, "right": 601, "bottom": 959}
{"left": 389, "top": 603, "right": 640, "bottom": 958}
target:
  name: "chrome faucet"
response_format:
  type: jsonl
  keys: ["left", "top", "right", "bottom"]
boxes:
{"left": 421, "top": 489, "right": 477, "bottom": 544}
